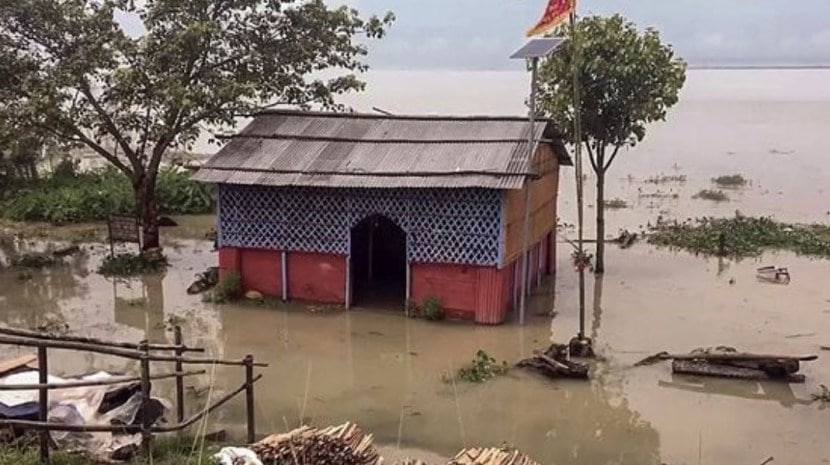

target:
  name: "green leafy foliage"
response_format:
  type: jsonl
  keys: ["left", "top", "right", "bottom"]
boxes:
{"left": 648, "top": 215, "right": 830, "bottom": 258}
{"left": 454, "top": 350, "right": 509, "bottom": 383}
{"left": 1, "top": 169, "right": 214, "bottom": 223}
{"left": 0, "top": 0, "right": 393, "bottom": 248}
{"left": 538, "top": 14, "right": 686, "bottom": 272}
{"left": 422, "top": 296, "right": 445, "bottom": 321}
{"left": 99, "top": 253, "right": 169, "bottom": 276}
{"left": 155, "top": 170, "right": 215, "bottom": 215}
{"left": 204, "top": 271, "right": 242, "bottom": 304}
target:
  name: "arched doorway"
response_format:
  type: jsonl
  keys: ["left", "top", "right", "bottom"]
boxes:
{"left": 350, "top": 214, "right": 407, "bottom": 308}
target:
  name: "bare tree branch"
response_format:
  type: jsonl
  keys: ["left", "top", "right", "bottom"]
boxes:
{"left": 78, "top": 81, "right": 139, "bottom": 170}
{"left": 585, "top": 140, "right": 599, "bottom": 173}
{"left": 603, "top": 145, "right": 622, "bottom": 172}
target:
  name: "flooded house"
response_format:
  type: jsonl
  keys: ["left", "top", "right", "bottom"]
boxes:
{"left": 195, "top": 110, "right": 571, "bottom": 324}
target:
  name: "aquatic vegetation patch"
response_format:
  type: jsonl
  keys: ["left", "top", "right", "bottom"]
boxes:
{"left": 712, "top": 174, "right": 748, "bottom": 187}
{"left": 451, "top": 350, "right": 509, "bottom": 383}
{"left": 644, "top": 174, "right": 687, "bottom": 184}
{"left": 693, "top": 189, "right": 730, "bottom": 202}
{"left": 603, "top": 198, "right": 629, "bottom": 209}
{"left": 648, "top": 214, "right": 830, "bottom": 258}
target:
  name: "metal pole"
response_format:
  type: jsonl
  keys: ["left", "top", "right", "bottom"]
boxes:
{"left": 280, "top": 251, "right": 288, "bottom": 302}
{"left": 173, "top": 326, "right": 185, "bottom": 424}
{"left": 519, "top": 57, "right": 539, "bottom": 325}
{"left": 37, "top": 346, "right": 49, "bottom": 465}
{"left": 244, "top": 354, "right": 255, "bottom": 444}
{"left": 571, "top": 11, "right": 587, "bottom": 340}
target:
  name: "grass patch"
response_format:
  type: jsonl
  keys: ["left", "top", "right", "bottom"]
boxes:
{"left": 447, "top": 350, "right": 508, "bottom": 383}
{"left": 712, "top": 174, "right": 748, "bottom": 188}
{"left": 693, "top": 189, "right": 730, "bottom": 202}
{"left": 0, "top": 168, "right": 214, "bottom": 224}
{"left": 98, "top": 253, "right": 169, "bottom": 276}
{"left": 603, "top": 198, "right": 628, "bottom": 209}
{"left": 644, "top": 174, "right": 687, "bottom": 184}
{"left": 648, "top": 214, "right": 830, "bottom": 258}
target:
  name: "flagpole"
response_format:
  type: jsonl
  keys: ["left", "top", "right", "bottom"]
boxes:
{"left": 569, "top": 8, "right": 590, "bottom": 351}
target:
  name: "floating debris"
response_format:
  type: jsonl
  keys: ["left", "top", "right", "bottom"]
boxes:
{"left": 811, "top": 384, "right": 830, "bottom": 403}
{"left": 613, "top": 230, "right": 638, "bottom": 249}
{"left": 517, "top": 344, "right": 589, "bottom": 380}
{"left": 756, "top": 266, "right": 791, "bottom": 284}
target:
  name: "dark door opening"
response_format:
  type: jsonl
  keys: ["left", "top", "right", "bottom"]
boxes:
{"left": 350, "top": 214, "right": 407, "bottom": 308}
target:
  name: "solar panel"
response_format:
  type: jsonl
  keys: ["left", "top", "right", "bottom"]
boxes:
{"left": 509, "top": 38, "right": 565, "bottom": 59}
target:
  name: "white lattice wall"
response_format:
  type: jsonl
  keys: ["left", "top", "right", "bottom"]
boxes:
{"left": 218, "top": 184, "right": 504, "bottom": 266}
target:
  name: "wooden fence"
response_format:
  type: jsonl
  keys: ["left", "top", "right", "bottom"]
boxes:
{"left": 0, "top": 325, "right": 267, "bottom": 464}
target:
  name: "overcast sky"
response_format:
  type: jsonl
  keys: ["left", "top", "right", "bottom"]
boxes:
{"left": 339, "top": 0, "right": 830, "bottom": 70}
{"left": 117, "top": 1, "right": 830, "bottom": 70}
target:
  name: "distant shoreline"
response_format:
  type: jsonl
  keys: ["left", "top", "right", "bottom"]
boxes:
{"left": 368, "top": 65, "right": 830, "bottom": 73}
{"left": 689, "top": 65, "right": 830, "bottom": 70}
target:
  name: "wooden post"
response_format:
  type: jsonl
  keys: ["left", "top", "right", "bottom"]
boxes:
{"left": 173, "top": 326, "right": 185, "bottom": 424}
{"left": 244, "top": 354, "right": 255, "bottom": 444}
{"left": 139, "top": 340, "right": 152, "bottom": 456}
{"left": 37, "top": 346, "right": 49, "bottom": 465}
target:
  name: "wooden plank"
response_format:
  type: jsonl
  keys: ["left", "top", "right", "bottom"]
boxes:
{"left": 0, "top": 353, "right": 37, "bottom": 378}
{"left": 672, "top": 360, "right": 806, "bottom": 383}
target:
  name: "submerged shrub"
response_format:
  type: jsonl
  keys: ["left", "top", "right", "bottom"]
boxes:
{"left": 204, "top": 271, "right": 242, "bottom": 304}
{"left": 98, "top": 253, "right": 169, "bottom": 276}
{"left": 422, "top": 296, "right": 445, "bottom": 321}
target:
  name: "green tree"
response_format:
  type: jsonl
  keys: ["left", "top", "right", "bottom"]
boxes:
{"left": 539, "top": 15, "right": 686, "bottom": 273}
{"left": 0, "top": 0, "right": 393, "bottom": 250}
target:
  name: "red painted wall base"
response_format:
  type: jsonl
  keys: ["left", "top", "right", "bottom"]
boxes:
{"left": 217, "top": 229, "right": 555, "bottom": 325}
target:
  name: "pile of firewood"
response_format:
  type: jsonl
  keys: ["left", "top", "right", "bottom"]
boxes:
{"left": 517, "top": 344, "right": 589, "bottom": 379}
{"left": 448, "top": 447, "right": 541, "bottom": 465}
{"left": 252, "top": 423, "right": 382, "bottom": 465}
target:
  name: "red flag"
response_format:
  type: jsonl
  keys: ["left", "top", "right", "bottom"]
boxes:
{"left": 526, "top": 0, "right": 575, "bottom": 37}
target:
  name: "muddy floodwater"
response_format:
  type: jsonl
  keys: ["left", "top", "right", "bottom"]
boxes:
{"left": 1, "top": 69, "right": 830, "bottom": 464}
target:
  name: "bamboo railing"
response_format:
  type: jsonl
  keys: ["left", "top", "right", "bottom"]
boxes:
{"left": 0, "top": 325, "right": 267, "bottom": 465}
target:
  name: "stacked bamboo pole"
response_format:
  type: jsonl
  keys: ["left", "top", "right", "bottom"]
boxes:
{"left": 252, "top": 422, "right": 382, "bottom": 465}
{"left": 449, "top": 448, "right": 541, "bottom": 465}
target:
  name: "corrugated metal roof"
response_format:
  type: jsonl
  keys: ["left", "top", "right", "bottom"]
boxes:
{"left": 194, "top": 110, "right": 571, "bottom": 190}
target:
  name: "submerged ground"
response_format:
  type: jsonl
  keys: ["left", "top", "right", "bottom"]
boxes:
{"left": 1, "top": 69, "right": 829, "bottom": 464}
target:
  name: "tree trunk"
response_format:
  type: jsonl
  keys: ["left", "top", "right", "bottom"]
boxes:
{"left": 135, "top": 174, "right": 160, "bottom": 251}
{"left": 595, "top": 169, "right": 606, "bottom": 274}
